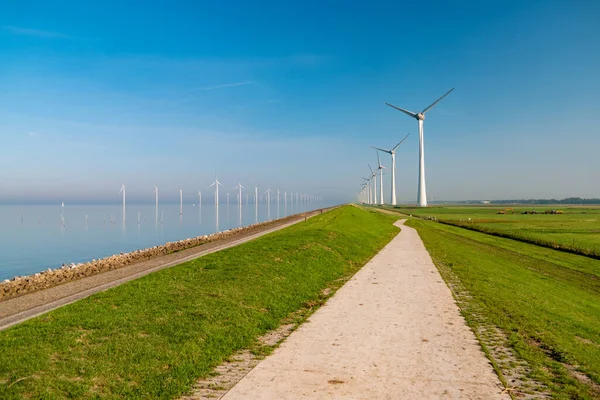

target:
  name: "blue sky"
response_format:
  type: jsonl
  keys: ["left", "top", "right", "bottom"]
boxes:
{"left": 1, "top": 0, "right": 599, "bottom": 204}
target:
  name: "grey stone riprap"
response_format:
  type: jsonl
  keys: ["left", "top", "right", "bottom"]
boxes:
{"left": 0, "top": 216, "right": 298, "bottom": 301}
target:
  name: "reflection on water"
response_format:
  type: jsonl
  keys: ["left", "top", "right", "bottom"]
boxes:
{"left": 0, "top": 201, "right": 330, "bottom": 280}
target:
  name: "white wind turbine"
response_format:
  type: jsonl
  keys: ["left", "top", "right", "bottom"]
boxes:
{"left": 180, "top": 189, "right": 183, "bottom": 216}
{"left": 284, "top": 191, "right": 287, "bottom": 216}
{"left": 385, "top": 88, "right": 454, "bottom": 207}
{"left": 119, "top": 183, "right": 126, "bottom": 208}
{"left": 371, "top": 133, "right": 410, "bottom": 206}
{"left": 368, "top": 164, "right": 377, "bottom": 205}
{"left": 209, "top": 177, "right": 223, "bottom": 207}
{"left": 376, "top": 152, "right": 387, "bottom": 205}
{"left": 361, "top": 178, "right": 370, "bottom": 204}
{"left": 254, "top": 184, "right": 260, "bottom": 222}
{"left": 265, "top": 188, "right": 272, "bottom": 220}
{"left": 153, "top": 184, "right": 159, "bottom": 209}
{"left": 276, "top": 189, "right": 280, "bottom": 218}
{"left": 234, "top": 182, "right": 244, "bottom": 207}
{"left": 119, "top": 183, "right": 126, "bottom": 222}
{"left": 234, "top": 182, "right": 244, "bottom": 226}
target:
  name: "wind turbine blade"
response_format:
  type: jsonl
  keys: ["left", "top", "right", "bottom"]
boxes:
{"left": 209, "top": 182, "right": 215, "bottom": 188}
{"left": 371, "top": 146, "right": 391, "bottom": 154}
{"left": 376, "top": 151, "right": 381, "bottom": 166}
{"left": 385, "top": 102, "right": 417, "bottom": 118}
{"left": 392, "top": 133, "right": 411, "bottom": 151}
{"left": 422, "top": 87, "right": 455, "bottom": 114}
{"left": 368, "top": 164, "right": 374, "bottom": 175}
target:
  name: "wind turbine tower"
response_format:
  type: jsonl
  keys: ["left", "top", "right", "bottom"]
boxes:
{"left": 368, "top": 165, "right": 377, "bottom": 205}
{"left": 119, "top": 183, "right": 126, "bottom": 209}
{"left": 119, "top": 183, "right": 126, "bottom": 221}
{"left": 385, "top": 88, "right": 454, "bottom": 207}
{"left": 209, "top": 177, "right": 223, "bottom": 207}
{"left": 376, "top": 152, "right": 386, "bottom": 205}
{"left": 371, "top": 133, "right": 410, "bottom": 205}
{"left": 153, "top": 185, "right": 159, "bottom": 210}
{"left": 265, "top": 188, "right": 272, "bottom": 220}
{"left": 234, "top": 182, "right": 244, "bottom": 207}
{"left": 254, "top": 184, "right": 260, "bottom": 222}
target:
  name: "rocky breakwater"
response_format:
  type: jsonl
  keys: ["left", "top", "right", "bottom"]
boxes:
{"left": 0, "top": 214, "right": 301, "bottom": 301}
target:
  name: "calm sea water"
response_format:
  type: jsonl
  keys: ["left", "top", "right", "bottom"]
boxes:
{"left": 0, "top": 201, "right": 329, "bottom": 281}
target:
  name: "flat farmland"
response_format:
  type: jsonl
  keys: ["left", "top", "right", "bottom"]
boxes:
{"left": 385, "top": 205, "right": 600, "bottom": 257}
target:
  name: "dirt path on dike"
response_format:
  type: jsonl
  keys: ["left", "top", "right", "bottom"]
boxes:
{"left": 0, "top": 209, "right": 328, "bottom": 331}
{"left": 217, "top": 220, "right": 509, "bottom": 399}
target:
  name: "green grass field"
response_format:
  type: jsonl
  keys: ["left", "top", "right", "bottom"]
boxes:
{"left": 388, "top": 205, "right": 600, "bottom": 257}
{"left": 0, "top": 206, "right": 399, "bottom": 399}
{"left": 405, "top": 216, "right": 600, "bottom": 399}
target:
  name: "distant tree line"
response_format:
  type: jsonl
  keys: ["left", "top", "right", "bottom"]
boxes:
{"left": 485, "top": 197, "right": 600, "bottom": 205}
{"left": 429, "top": 197, "right": 600, "bottom": 205}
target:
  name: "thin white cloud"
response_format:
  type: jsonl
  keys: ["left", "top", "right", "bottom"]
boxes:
{"left": 192, "top": 81, "right": 255, "bottom": 91}
{"left": 2, "top": 25, "right": 70, "bottom": 39}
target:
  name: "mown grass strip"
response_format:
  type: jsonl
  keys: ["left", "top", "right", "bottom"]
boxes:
{"left": 0, "top": 205, "right": 399, "bottom": 399}
{"left": 406, "top": 218, "right": 600, "bottom": 400}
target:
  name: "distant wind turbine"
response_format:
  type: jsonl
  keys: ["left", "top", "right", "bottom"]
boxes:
{"left": 385, "top": 88, "right": 454, "bottom": 207}
{"left": 209, "top": 177, "right": 223, "bottom": 207}
{"left": 234, "top": 182, "right": 244, "bottom": 207}
{"left": 368, "top": 164, "right": 377, "bottom": 205}
{"left": 376, "top": 151, "right": 386, "bottom": 205}
{"left": 180, "top": 189, "right": 183, "bottom": 216}
{"left": 119, "top": 183, "right": 126, "bottom": 222}
{"left": 362, "top": 177, "right": 372, "bottom": 204}
{"left": 254, "top": 184, "right": 260, "bottom": 222}
{"left": 153, "top": 184, "right": 159, "bottom": 210}
{"left": 119, "top": 183, "right": 126, "bottom": 209}
{"left": 371, "top": 133, "right": 410, "bottom": 205}
{"left": 265, "top": 188, "right": 272, "bottom": 220}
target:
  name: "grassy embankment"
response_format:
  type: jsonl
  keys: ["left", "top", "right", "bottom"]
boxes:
{"left": 405, "top": 217, "right": 600, "bottom": 399}
{"left": 393, "top": 205, "right": 600, "bottom": 258}
{"left": 0, "top": 205, "right": 399, "bottom": 399}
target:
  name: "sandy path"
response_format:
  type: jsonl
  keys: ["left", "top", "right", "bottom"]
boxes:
{"left": 0, "top": 210, "right": 328, "bottom": 331}
{"left": 222, "top": 220, "right": 509, "bottom": 399}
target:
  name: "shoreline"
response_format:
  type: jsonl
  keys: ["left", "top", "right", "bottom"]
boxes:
{"left": 0, "top": 208, "right": 334, "bottom": 302}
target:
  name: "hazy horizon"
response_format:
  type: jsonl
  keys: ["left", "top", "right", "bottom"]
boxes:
{"left": 2, "top": 1, "right": 599, "bottom": 203}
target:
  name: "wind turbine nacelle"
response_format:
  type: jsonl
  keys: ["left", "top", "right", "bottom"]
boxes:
{"left": 416, "top": 113, "right": 425, "bottom": 121}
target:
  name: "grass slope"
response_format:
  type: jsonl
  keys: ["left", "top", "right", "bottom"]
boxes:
{"left": 406, "top": 218, "right": 600, "bottom": 399}
{"left": 0, "top": 206, "right": 399, "bottom": 399}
